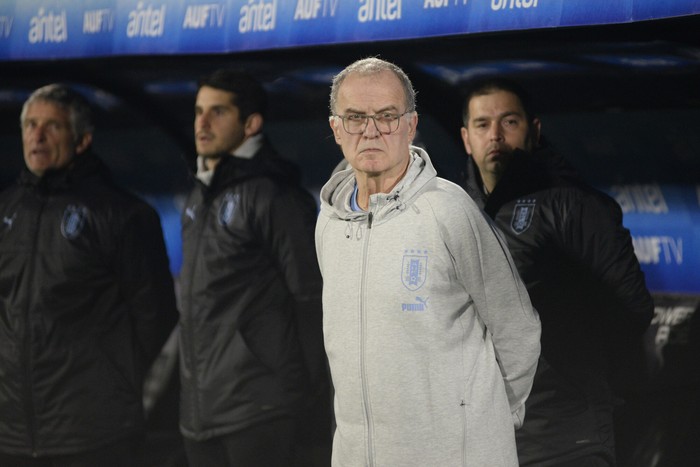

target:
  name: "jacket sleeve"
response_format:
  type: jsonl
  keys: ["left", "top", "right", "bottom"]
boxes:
{"left": 558, "top": 189, "right": 655, "bottom": 393}
{"left": 116, "top": 202, "right": 179, "bottom": 368}
{"left": 256, "top": 185, "right": 328, "bottom": 389}
{"left": 561, "top": 189, "right": 654, "bottom": 334}
{"left": 450, "top": 198, "right": 541, "bottom": 428}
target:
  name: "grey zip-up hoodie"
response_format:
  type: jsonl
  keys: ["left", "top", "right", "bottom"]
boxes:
{"left": 315, "top": 147, "right": 541, "bottom": 467}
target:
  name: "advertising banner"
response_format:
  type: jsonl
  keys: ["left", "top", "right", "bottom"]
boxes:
{"left": 0, "top": 0, "right": 698, "bottom": 61}
{"left": 604, "top": 183, "right": 700, "bottom": 295}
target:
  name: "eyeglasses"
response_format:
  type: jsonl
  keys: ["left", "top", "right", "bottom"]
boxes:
{"left": 334, "top": 111, "right": 412, "bottom": 135}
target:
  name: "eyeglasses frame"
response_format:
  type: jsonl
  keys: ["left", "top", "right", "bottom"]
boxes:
{"left": 332, "top": 110, "right": 414, "bottom": 135}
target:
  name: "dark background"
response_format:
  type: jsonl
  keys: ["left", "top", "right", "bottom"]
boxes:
{"left": 1, "top": 14, "right": 699, "bottom": 467}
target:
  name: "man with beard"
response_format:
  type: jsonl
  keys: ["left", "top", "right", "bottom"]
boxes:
{"left": 460, "top": 78, "right": 654, "bottom": 466}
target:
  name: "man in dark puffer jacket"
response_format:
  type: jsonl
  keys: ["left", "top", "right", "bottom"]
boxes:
{"left": 0, "top": 84, "right": 178, "bottom": 466}
{"left": 179, "top": 69, "right": 331, "bottom": 467}
{"left": 460, "top": 78, "right": 654, "bottom": 467}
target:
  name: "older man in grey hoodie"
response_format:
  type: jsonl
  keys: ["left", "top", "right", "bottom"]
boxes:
{"left": 315, "top": 57, "right": 541, "bottom": 467}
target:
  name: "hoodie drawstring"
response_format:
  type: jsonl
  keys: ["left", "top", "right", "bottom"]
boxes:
{"left": 344, "top": 219, "right": 365, "bottom": 240}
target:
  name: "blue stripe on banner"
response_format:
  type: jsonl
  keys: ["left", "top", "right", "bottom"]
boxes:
{"left": 0, "top": 0, "right": 697, "bottom": 60}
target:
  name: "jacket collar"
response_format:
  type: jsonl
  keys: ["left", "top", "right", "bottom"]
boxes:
{"left": 18, "top": 152, "right": 107, "bottom": 194}
{"left": 199, "top": 137, "right": 302, "bottom": 201}
{"left": 462, "top": 145, "right": 580, "bottom": 217}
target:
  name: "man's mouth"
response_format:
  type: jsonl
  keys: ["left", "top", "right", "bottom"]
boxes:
{"left": 487, "top": 145, "right": 504, "bottom": 159}
{"left": 29, "top": 148, "right": 49, "bottom": 157}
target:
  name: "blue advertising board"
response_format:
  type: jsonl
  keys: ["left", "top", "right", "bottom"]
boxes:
{"left": 602, "top": 184, "right": 700, "bottom": 295}
{"left": 0, "top": 0, "right": 698, "bottom": 61}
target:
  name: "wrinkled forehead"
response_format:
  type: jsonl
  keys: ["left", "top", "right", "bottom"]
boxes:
{"left": 337, "top": 71, "right": 407, "bottom": 113}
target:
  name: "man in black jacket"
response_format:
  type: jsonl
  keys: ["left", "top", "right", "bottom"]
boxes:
{"left": 459, "top": 78, "right": 654, "bottom": 466}
{"left": 0, "top": 84, "right": 178, "bottom": 466}
{"left": 178, "top": 69, "right": 331, "bottom": 466}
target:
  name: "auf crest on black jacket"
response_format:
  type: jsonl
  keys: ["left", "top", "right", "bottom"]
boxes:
{"left": 178, "top": 140, "right": 328, "bottom": 442}
{"left": 462, "top": 146, "right": 654, "bottom": 465}
{"left": 0, "top": 154, "right": 178, "bottom": 457}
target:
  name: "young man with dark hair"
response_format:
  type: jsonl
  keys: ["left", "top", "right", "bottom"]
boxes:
{"left": 178, "top": 70, "right": 331, "bottom": 466}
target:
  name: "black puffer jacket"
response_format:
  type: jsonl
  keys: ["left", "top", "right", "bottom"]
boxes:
{"left": 179, "top": 140, "right": 328, "bottom": 441}
{"left": 462, "top": 146, "right": 654, "bottom": 465}
{"left": 0, "top": 154, "right": 178, "bottom": 457}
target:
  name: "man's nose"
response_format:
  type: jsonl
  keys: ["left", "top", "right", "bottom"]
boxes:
{"left": 196, "top": 113, "right": 210, "bottom": 129}
{"left": 362, "top": 116, "right": 380, "bottom": 138}
{"left": 488, "top": 122, "right": 503, "bottom": 141}
{"left": 30, "top": 125, "right": 47, "bottom": 142}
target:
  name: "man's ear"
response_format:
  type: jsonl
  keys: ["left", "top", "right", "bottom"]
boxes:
{"left": 460, "top": 126, "right": 472, "bottom": 155}
{"left": 531, "top": 117, "right": 542, "bottom": 147}
{"left": 75, "top": 133, "right": 92, "bottom": 155}
{"left": 406, "top": 112, "right": 418, "bottom": 143}
{"left": 244, "top": 113, "right": 264, "bottom": 137}
{"left": 329, "top": 116, "right": 343, "bottom": 145}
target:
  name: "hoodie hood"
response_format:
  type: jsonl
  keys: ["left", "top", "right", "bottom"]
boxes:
{"left": 319, "top": 145, "right": 437, "bottom": 225}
